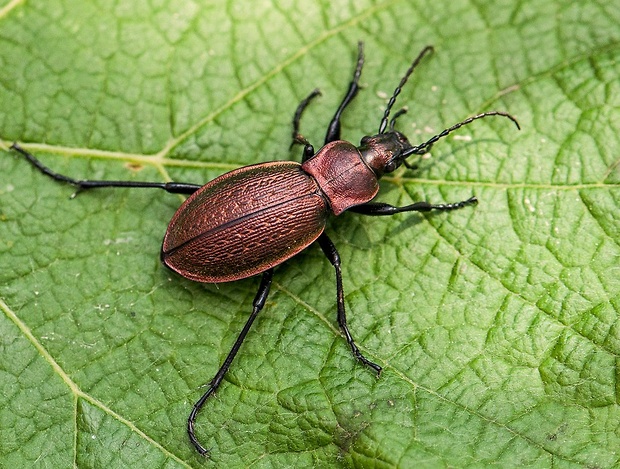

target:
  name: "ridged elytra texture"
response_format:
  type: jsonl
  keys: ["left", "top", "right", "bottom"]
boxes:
{"left": 161, "top": 161, "right": 328, "bottom": 282}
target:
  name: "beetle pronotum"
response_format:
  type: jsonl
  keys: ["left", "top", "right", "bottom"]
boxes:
{"left": 9, "top": 42, "right": 519, "bottom": 455}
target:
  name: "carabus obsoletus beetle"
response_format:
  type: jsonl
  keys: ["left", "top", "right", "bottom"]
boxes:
{"left": 9, "top": 42, "right": 519, "bottom": 456}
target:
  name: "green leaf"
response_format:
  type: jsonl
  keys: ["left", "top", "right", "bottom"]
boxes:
{"left": 1, "top": 0, "right": 619, "bottom": 467}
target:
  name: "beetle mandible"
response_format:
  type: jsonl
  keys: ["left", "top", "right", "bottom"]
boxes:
{"left": 9, "top": 42, "right": 519, "bottom": 456}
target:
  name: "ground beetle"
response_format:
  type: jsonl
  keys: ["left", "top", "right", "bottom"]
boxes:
{"left": 9, "top": 42, "right": 519, "bottom": 456}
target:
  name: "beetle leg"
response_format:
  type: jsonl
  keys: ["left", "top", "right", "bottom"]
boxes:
{"left": 317, "top": 233, "right": 382, "bottom": 376}
{"left": 10, "top": 143, "right": 202, "bottom": 195}
{"left": 348, "top": 196, "right": 478, "bottom": 216}
{"left": 188, "top": 269, "right": 274, "bottom": 457}
{"left": 291, "top": 88, "right": 321, "bottom": 142}
{"left": 291, "top": 89, "right": 320, "bottom": 162}
{"left": 324, "top": 41, "right": 365, "bottom": 144}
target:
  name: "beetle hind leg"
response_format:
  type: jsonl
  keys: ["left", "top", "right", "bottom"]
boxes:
{"left": 317, "top": 233, "right": 382, "bottom": 376}
{"left": 10, "top": 143, "right": 202, "bottom": 195}
{"left": 188, "top": 269, "right": 274, "bottom": 456}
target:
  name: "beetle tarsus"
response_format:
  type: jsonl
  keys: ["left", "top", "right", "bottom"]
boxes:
{"left": 355, "top": 350, "right": 383, "bottom": 376}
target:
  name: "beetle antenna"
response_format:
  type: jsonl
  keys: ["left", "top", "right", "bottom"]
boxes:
{"left": 401, "top": 111, "right": 520, "bottom": 158}
{"left": 379, "top": 45, "right": 433, "bottom": 134}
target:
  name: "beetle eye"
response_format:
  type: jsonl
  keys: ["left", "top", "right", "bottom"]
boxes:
{"left": 360, "top": 136, "right": 371, "bottom": 145}
{"left": 385, "top": 160, "right": 396, "bottom": 172}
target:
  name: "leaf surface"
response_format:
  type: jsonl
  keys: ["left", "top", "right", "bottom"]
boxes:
{"left": 1, "top": 0, "right": 619, "bottom": 467}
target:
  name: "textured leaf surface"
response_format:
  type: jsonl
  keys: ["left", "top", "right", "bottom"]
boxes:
{"left": 1, "top": 0, "right": 619, "bottom": 467}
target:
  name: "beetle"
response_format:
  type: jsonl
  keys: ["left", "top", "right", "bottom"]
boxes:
{"left": 9, "top": 42, "right": 519, "bottom": 456}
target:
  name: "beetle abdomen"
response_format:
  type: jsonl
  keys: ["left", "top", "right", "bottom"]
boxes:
{"left": 161, "top": 161, "right": 328, "bottom": 283}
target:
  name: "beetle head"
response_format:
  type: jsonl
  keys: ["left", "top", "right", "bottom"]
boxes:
{"left": 358, "top": 131, "right": 413, "bottom": 177}
{"left": 361, "top": 45, "right": 431, "bottom": 178}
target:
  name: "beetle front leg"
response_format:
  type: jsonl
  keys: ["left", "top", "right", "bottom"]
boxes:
{"left": 348, "top": 196, "right": 478, "bottom": 216}
{"left": 324, "top": 41, "right": 365, "bottom": 144}
{"left": 317, "top": 233, "right": 382, "bottom": 376}
{"left": 188, "top": 269, "right": 274, "bottom": 457}
{"left": 290, "top": 89, "right": 320, "bottom": 162}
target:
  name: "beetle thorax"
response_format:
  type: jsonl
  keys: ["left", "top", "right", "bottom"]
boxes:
{"left": 301, "top": 140, "right": 380, "bottom": 215}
